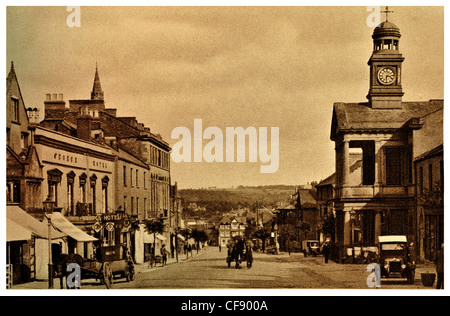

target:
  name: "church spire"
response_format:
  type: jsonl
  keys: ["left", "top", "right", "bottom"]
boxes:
{"left": 91, "top": 63, "right": 104, "bottom": 100}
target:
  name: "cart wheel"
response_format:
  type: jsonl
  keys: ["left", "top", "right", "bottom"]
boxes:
{"left": 102, "top": 262, "right": 113, "bottom": 289}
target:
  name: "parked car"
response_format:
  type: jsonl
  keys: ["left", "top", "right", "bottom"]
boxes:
{"left": 265, "top": 245, "right": 276, "bottom": 254}
{"left": 302, "top": 240, "right": 320, "bottom": 257}
{"left": 378, "top": 235, "right": 415, "bottom": 284}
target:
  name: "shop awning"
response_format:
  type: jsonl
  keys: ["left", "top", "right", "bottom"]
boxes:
{"left": 143, "top": 232, "right": 167, "bottom": 243}
{"left": 7, "top": 205, "right": 66, "bottom": 240}
{"left": 44, "top": 212, "right": 97, "bottom": 242}
{"left": 7, "top": 219, "right": 32, "bottom": 242}
{"left": 378, "top": 235, "right": 407, "bottom": 243}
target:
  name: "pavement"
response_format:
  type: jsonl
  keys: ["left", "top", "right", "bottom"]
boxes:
{"left": 8, "top": 248, "right": 206, "bottom": 290}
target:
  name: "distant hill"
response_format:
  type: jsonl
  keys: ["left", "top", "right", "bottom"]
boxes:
{"left": 179, "top": 185, "right": 316, "bottom": 215}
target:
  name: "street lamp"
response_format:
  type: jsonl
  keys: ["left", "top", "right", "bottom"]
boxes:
{"left": 272, "top": 223, "right": 279, "bottom": 255}
{"left": 43, "top": 195, "right": 55, "bottom": 289}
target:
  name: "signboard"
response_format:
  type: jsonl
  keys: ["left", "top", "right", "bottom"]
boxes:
{"left": 105, "top": 222, "right": 115, "bottom": 232}
{"left": 93, "top": 222, "right": 102, "bottom": 233}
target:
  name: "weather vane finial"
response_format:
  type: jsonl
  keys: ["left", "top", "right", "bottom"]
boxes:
{"left": 381, "top": 6, "right": 394, "bottom": 22}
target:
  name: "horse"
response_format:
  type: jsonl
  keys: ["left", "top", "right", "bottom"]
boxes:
{"left": 54, "top": 253, "right": 84, "bottom": 289}
{"left": 232, "top": 239, "right": 245, "bottom": 269}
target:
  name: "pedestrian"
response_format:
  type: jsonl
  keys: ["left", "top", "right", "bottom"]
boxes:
{"left": 435, "top": 243, "right": 444, "bottom": 289}
{"left": 161, "top": 244, "right": 167, "bottom": 266}
{"left": 322, "top": 241, "right": 330, "bottom": 264}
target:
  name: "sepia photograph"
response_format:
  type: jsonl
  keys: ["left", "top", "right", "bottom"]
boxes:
{"left": 3, "top": 3, "right": 446, "bottom": 300}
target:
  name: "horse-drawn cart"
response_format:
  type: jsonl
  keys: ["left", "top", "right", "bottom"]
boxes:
{"left": 58, "top": 244, "right": 135, "bottom": 289}
{"left": 226, "top": 238, "right": 253, "bottom": 269}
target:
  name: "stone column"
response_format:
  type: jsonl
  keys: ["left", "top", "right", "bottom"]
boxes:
{"left": 374, "top": 210, "right": 382, "bottom": 245}
{"left": 342, "top": 140, "right": 350, "bottom": 186}
{"left": 374, "top": 140, "right": 383, "bottom": 186}
{"left": 343, "top": 209, "right": 351, "bottom": 247}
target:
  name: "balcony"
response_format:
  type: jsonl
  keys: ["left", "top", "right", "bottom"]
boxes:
{"left": 335, "top": 184, "right": 414, "bottom": 200}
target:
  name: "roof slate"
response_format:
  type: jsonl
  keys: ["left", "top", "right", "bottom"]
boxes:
{"left": 332, "top": 100, "right": 443, "bottom": 134}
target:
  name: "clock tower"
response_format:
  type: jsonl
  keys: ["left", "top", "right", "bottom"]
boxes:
{"left": 367, "top": 17, "right": 404, "bottom": 109}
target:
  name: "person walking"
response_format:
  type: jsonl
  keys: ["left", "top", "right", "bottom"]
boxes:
{"left": 161, "top": 244, "right": 167, "bottom": 266}
{"left": 322, "top": 241, "right": 330, "bottom": 264}
{"left": 435, "top": 243, "right": 444, "bottom": 289}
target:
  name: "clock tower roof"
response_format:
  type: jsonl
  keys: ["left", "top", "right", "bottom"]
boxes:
{"left": 372, "top": 21, "right": 401, "bottom": 39}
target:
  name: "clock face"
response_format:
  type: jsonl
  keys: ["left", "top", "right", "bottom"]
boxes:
{"left": 377, "top": 67, "right": 395, "bottom": 85}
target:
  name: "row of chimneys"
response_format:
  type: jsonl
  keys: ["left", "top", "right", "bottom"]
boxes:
{"left": 46, "top": 93, "right": 64, "bottom": 101}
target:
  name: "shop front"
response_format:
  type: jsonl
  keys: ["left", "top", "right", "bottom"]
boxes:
{"left": 92, "top": 210, "right": 138, "bottom": 261}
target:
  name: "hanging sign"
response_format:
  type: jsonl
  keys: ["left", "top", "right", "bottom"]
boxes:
{"left": 105, "top": 222, "right": 115, "bottom": 232}
{"left": 93, "top": 222, "right": 102, "bottom": 233}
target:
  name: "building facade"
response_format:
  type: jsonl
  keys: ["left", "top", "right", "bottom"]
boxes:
{"left": 414, "top": 145, "right": 443, "bottom": 262}
{"left": 7, "top": 63, "right": 178, "bottom": 283}
{"left": 218, "top": 216, "right": 246, "bottom": 247}
{"left": 330, "top": 19, "right": 443, "bottom": 261}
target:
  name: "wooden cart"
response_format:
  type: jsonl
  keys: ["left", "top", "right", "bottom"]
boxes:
{"left": 59, "top": 245, "right": 135, "bottom": 289}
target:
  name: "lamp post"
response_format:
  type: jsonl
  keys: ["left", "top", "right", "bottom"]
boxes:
{"left": 43, "top": 195, "right": 55, "bottom": 289}
{"left": 274, "top": 223, "right": 279, "bottom": 255}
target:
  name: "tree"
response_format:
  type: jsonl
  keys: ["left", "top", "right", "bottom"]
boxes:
{"left": 191, "top": 229, "right": 208, "bottom": 253}
{"left": 142, "top": 219, "right": 164, "bottom": 255}
{"left": 418, "top": 181, "right": 444, "bottom": 209}
{"left": 252, "top": 227, "right": 271, "bottom": 252}
{"left": 180, "top": 228, "right": 191, "bottom": 259}
{"left": 297, "top": 221, "right": 310, "bottom": 240}
{"left": 322, "top": 214, "right": 335, "bottom": 242}
{"left": 278, "top": 224, "right": 297, "bottom": 251}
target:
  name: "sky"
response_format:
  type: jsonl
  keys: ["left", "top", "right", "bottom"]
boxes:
{"left": 6, "top": 5, "right": 444, "bottom": 189}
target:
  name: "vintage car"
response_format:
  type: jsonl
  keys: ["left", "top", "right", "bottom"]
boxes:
{"left": 378, "top": 236, "right": 415, "bottom": 284}
{"left": 265, "top": 245, "right": 277, "bottom": 254}
{"left": 302, "top": 240, "right": 320, "bottom": 257}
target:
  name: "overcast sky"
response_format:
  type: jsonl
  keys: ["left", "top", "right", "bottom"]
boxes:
{"left": 6, "top": 6, "right": 444, "bottom": 189}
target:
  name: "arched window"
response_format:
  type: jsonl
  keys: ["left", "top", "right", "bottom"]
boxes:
{"left": 79, "top": 173, "right": 87, "bottom": 204}
{"left": 47, "top": 169, "right": 63, "bottom": 207}
{"left": 102, "top": 176, "right": 109, "bottom": 213}
{"left": 90, "top": 174, "right": 97, "bottom": 214}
